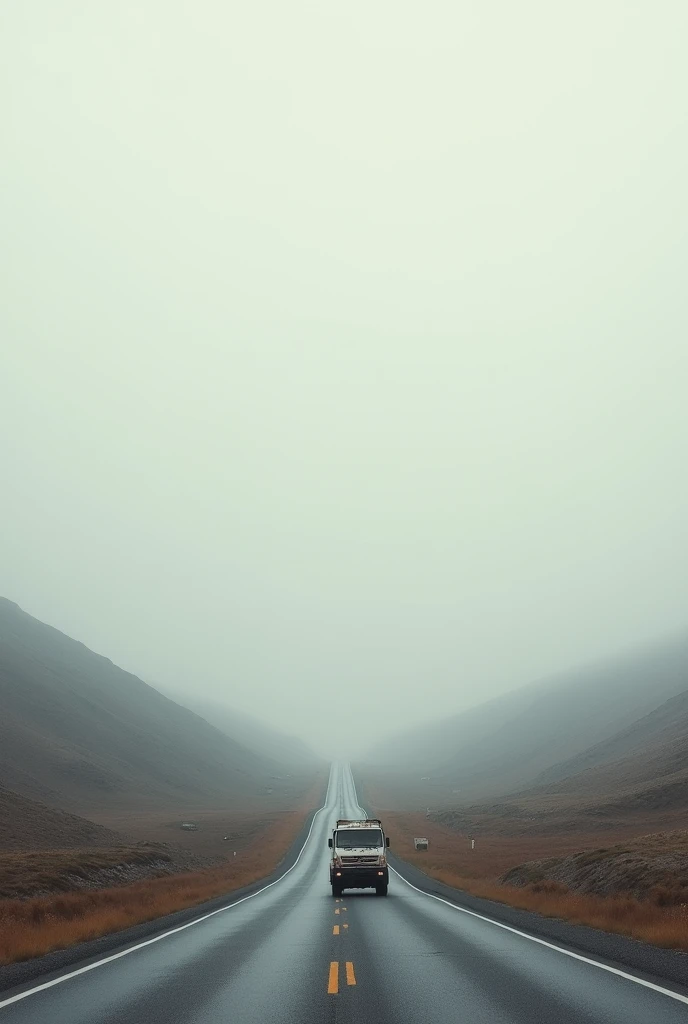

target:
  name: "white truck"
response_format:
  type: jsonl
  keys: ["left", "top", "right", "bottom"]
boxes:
{"left": 328, "top": 818, "right": 390, "bottom": 897}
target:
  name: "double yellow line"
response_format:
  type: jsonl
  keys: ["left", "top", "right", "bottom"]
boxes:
{"left": 328, "top": 961, "right": 356, "bottom": 994}
{"left": 329, "top": 899, "right": 354, "bottom": 993}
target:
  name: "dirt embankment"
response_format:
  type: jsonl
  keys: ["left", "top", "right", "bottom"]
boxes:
{"left": 502, "top": 830, "right": 688, "bottom": 904}
{"left": 0, "top": 847, "right": 191, "bottom": 901}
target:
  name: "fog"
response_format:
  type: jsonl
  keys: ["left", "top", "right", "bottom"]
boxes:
{"left": 2, "top": 1, "right": 688, "bottom": 756}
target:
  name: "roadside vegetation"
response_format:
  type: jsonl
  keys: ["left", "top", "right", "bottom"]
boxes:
{"left": 0, "top": 847, "right": 175, "bottom": 901}
{"left": 0, "top": 789, "right": 323, "bottom": 965}
{"left": 381, "top": 811, "right": 688, "bottom": 951}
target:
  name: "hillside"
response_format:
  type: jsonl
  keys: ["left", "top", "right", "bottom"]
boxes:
{"left": 162, "top": 692, "right": 317, "bottom": 766}
{"left": 531, "top": 688, "right": 688, "bottom": 790}
{"left": 516, "top": 690, "right": 688, "bottom": 814}
{"left": 362, "top": 634, "right": 688, "bottom": 806}
{"left": 424, "top": 688, "right": 688, "bottom": 841}
{"left": 0, "top": 786, "right": 126, "bottom": 852}
{"left": 0, "top": 598, "right": 315, "bottom": 813}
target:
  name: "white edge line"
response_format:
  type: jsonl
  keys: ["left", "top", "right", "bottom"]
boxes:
{"left": 0, "top": 768, "right": 336, "bottom": 1011}
{"left": 389, "top": 868, "right": 688, "bottom": 1007}
{"left": 348, "top": 766, "right": 688, "bottom": 1009}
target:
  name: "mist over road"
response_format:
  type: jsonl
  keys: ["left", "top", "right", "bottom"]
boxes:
{"left": 1, "top": 764, "right": 687, "bottom": 1023}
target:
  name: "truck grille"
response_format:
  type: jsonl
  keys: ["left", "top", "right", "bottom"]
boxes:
{"left": 340, "top": 856, "right": 379, "bottom": 864}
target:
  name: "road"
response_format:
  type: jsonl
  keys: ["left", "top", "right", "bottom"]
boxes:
{"left": 1, "top": 762, "right": 687, "bottom": 1023}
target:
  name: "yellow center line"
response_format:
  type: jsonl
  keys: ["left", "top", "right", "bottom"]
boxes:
{"left": 346, "top": 962, "right": 356, "bottom": 986}
{"left": 343, "top": 923, "right": 349, "bottom": 930}
{"left": 333, "top": 925, "right": 340, "bottom": 935}
{"left": 327, "top": 961, "right": 339, "bottom": 995}
{"left": 334, "top": 908, "right": 340, "bottom": 915}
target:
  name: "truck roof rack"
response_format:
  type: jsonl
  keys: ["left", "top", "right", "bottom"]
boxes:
{"left": 336, "top": 818, "right": 382, "bottom": 826}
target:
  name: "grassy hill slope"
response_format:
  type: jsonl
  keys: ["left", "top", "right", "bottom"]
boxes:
{"left": 532, "top": 688, "right": 688, "bottom": 789}
{"left": 424, "top": 690, "right": 688, "bottom": 840}
{"left": 516, "top": 690, "right": 688, "bottom": 815}
{"left": 161, "top": 692, "right": 318, "bottom": 767}
{"left": 0, "top": 786, "right": 126, "bottom": 852}
{"left": 0, "top": 597, "right": 312, "bottom": 812}
{"left": 363, "top": 635, "right": 688, "bottom": 806}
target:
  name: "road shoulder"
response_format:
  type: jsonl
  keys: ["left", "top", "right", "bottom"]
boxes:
{"left": 389, "top": 853, "right": 688, "bottom": 995}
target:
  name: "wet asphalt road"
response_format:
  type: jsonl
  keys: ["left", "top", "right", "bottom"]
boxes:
{"left": 1, "top": 763, "right": 687, "bottom": 1023}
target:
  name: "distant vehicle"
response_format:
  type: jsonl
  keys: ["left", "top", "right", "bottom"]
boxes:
{"left": 328, "top": 818, "right": 390, "bottom": 897}
{"left": 181, "top": 822, "right": 198, "bottom": 831}
{"left": 414, "top": 837, "right": 429, "bottom": 850}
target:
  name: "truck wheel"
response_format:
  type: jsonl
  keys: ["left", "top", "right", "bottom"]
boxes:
{"left": 375, "top": 883, "right": 388, "bottom": 896}
{"left": 332, "top": 885, "right": 342, "bottom": 898}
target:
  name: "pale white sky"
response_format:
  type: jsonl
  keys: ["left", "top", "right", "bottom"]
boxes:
{"left": 2, "top": 1, "right": 687, "bottom": 754}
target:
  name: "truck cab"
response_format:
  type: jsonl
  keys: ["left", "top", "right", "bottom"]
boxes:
{"left": 328, "top": 818, "right": 390, "bottom": 897}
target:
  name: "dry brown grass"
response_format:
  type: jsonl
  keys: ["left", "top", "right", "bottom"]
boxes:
{"left": 0, "top": 782, "right": 324, "bottom": 965}
{"left": 0, "top": 847, "right": 174, "bottom": 900}
{"left": 92, "top": 807, "right": 285, "bottom": 861}
{"left": 382, "top": 811, "right": 688, "bottom": 951}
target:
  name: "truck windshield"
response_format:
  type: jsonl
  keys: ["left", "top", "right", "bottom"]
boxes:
{"left": 335, "top": 828, "right": 383, "bottom": 849}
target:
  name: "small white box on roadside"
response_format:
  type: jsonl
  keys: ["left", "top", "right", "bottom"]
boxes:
{"left": 414, "top": 837, "right": 429, "bottom": 850}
